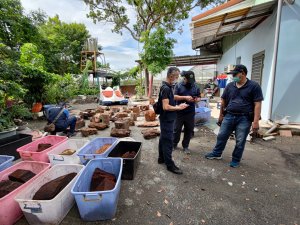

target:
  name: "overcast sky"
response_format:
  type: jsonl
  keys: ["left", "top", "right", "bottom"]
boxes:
{"left": 20, "top": 0, "right": 203, "bottom": 71}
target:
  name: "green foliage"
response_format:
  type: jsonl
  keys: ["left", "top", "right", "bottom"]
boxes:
{"left": 140, "top": 27, "right": 175, "bottom": 75}
{"left": 111, "top": 66, "right": 141, "bottom": 87}
{"left": 39, "top": 15, "right": 90, "bottom": 74}
{"left": 0, "top": 114, "right": 15, "bottom": 132}
{"left": 0, "top": 79, "right": 27, "bottom": 108}
{"left": 43, "top": 74, "right": 78, "bottom": 104}
{"left": 111, "top": 72, "right": 121, "bottom": 87}
{"left": 0, "top": 44, "right": 22, "bottom": 81}
{"left": 9, "top": 104, "right": 32, "bottom": 119}
{"left": 84, "top": 0, "right": 224, "bottom": 42}
{"left": 80, "top": 60, "right": 92, "bottom": 90}
{"left": 0, "top": 0, "right": 41, "bottom": 49}
{"left": 135, "top": 78, "right": 145, "bottom": 99}
{"left": 19, "top": 43, "right": 45, "bottom": 70}
{"left": 20, "top": 65, "right": 53, "bottom": 104}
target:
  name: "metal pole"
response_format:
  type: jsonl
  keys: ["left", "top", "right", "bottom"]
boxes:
{"left": 268, "top": 0, "right": 283, "bottom": 119}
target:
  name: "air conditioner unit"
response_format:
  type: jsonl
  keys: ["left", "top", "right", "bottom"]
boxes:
{"left": 224, "top": 64, "right": 235, "bottom": 73}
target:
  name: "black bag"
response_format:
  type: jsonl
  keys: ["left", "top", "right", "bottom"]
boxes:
{"left": 43, "top": 107, "right": 65, "bottom": 132}
{"left": 153, "top": 101, "right": 161, "bottom": 115}
{"left": 153, "top": 85, "right": 166, "bottom": 115}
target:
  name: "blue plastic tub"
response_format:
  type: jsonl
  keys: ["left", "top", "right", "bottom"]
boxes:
{"left": 71, "top": 158, "right": 123, "bottom": 221}
{"left": 0, "top": 155, "right": 15, "bottom": 171}
{"left": 195, "top": 107, "right": 211, "bottom": 125}
{"left": 77, "top": 137, "right": 118, "bottom": 165}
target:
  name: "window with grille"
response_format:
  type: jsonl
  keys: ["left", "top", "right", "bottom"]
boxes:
{"left": 251, "top": 51, "right": 265, "bottom": 85}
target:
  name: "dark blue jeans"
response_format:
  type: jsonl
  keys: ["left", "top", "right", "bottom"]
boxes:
{"left": 159, "top": 118, "right": 175, "bottom": 168}
{"left": 212, "top": 113, "right": 252, "bottom": 162}
{"left": 55, "top": 116, "right": 77, "bottom": 134}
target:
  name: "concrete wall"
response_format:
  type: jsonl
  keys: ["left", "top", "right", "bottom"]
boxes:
{"left": 272, "top": 1, "right": 300, "bottom": 122}
{"left": 216, "top": 11, "right": 277, "bottom": 120}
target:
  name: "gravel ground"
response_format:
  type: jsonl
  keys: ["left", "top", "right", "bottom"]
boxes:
{"left": 16, "top": 102, "right": 300, "bottom": 225}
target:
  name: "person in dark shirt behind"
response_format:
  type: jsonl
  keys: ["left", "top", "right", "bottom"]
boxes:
{"left": 205, "top": 64, "right": 263, "bottom": 168}
{"left": 173, "top": 71, "right": 200, "bottom": 154}
{"left": 158, "top": 67, "right": 188, "bottom": 175}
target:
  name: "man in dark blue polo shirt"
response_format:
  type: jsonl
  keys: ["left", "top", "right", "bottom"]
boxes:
{"left": 158, "top": 67, "right": 188, "bottom": 175}
{"left": 173, "top": 71, "right": 200, "bottom": 154}
{"left": 205, "top": 64, "right": 263, "bottom": 167}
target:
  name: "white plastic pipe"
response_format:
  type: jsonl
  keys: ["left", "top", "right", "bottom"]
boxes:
{"left": 268, "top": 0, "right": 283, "bottom": 119}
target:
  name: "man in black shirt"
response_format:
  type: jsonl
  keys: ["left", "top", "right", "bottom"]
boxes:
{"left": 205, "top": 64, "right": 263, "bottom": 167}
{"left": 158, "top": 67, "right": 188, "bottom": 175}
{"left": 174, "top": 71, "right": 200, "bottom": 154}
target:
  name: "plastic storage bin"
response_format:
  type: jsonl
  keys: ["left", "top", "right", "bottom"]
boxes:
{"left": 71, "top": 158, "right": 123, "bottom": 221}
{"left": 107, "top": 141, "right": 142, "bottom": 180}
{"left": 15, "top": 164, "right": 84, "bottom": 225}
{"left": 0, "top": 161, "right": 50, "bottom": 225}
{"left": 0, "top": 155, "right": 14, "bottom": 172}
{"left": 0, "top": 134, "right": 32, "bottom": 160}
{"left": 17, "top": 135, "right": 67, "bottom": 162}
{"left": 77, "top": 137, "right": 118, "bottom": 165}
{"left": 47, "top": 139, "right": 89, "bottom": 165}
{"left": 195, "top": 107, "right": 211, "bottom": 125}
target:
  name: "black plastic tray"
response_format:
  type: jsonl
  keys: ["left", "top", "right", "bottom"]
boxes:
{"left": 0, "top": 134, "right": 32, "bottom": 160}
{"left": 108, "top": 141, "right": 142, "bottom": 180}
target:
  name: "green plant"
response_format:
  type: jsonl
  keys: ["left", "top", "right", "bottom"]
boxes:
{"left": 9, "top": 104, "right": 32, "bottom": 120}
{"left": 135, "top": 78, "right": 145, "bottom": 99}
{"left": 43, "top": 74, "right": 78, "bottom": 103}
{"left": 140, "top": 27, "right": 176, "bottom": 75}
{"left": 0, "top": 114, "right": 15, "bottom": 132}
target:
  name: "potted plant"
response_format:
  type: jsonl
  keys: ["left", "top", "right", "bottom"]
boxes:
{"left": 0, "top": 80, "right": 29, "bottom": 138}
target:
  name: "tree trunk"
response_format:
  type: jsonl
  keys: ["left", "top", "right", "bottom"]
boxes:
{"left": 144, "top": 68, "right": 150, "bottom": 97}
{"left": 148, "top": 74, "right": 153, "bottom": 97}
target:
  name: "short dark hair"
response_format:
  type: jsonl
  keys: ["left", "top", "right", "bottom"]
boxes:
{"left": 167, "top": 67, "right": 180, "bottom": 78}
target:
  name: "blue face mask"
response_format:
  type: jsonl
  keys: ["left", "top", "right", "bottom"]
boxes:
{"left": 233, "top": 76, "right": 240, "bottom": 83}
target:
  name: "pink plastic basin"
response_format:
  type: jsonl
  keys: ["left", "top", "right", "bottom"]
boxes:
{"left": 0, "top": 161, "right": 50, "bottom": 225}
{"left": 17, "top": 135, "right": 67, "bottom": 162}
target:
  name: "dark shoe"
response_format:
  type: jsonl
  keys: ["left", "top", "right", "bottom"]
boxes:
{"left": 67, "top": 132, "right": 76, "bottom": 138}
{"left": 205, "top": 152, "right": 222, "bottom": 160}
{"left": 229, "top": 161, "right": 240, "bottom": 168}
{"left": 167, "top": 166, "right": 183, "bottom": 175}
{"left": 173, "top": 164, "right": 180, "bottom": 170}
{"left": 173, "top": 144, "right": 178, "bottom": 151}
{"left": 158, "top": 158, "right": 164, "bottom": 164}
{"left": 183, "top": 148, "right": 191, "bottom": 155}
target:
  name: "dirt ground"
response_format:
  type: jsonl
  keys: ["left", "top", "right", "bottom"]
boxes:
{"left": 16, "top": 102, "right": 300, "bottom": 225}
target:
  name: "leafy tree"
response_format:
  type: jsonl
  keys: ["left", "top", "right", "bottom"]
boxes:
{"left": 140, "top": 27, "right": 175, "bottom": 75}
{"left": 39, "top": 15, "right": 90, "bottom": 74}
{"left": 84, "top": 0, "right": 223, "bottom": 41}
{"left": 0, "top": 0, "right": 41, "bottom": 49}
{"left": 84, "top": 0, "right": 225, "bottom": 96}
{"left": 19, "top": 43, "right": 45, "bottom": 70}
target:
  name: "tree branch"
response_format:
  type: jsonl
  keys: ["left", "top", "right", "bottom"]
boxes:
{"left": 91, "top": 2, "right": 140, "bottom": 41}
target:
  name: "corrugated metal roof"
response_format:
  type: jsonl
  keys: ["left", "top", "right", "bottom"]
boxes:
{"left": 190, "top": 0, "right": 276, "bottom": 49}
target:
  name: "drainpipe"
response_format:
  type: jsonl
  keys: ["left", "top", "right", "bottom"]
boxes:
{"left": 268, "top": 0, "right": 283, "bottom": 120}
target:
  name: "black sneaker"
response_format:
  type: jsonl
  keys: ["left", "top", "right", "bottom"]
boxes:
{"left": 167, "top": 166, "right": 183, "bottom": 175}
{"left": 67, "top": 132, "right": 76, "bottom": 138}
{"left": 158, "top": 158, "right": 164, "bottom": 164}
{"left": 173, "top": 164, "right": 180, "bottom": 170}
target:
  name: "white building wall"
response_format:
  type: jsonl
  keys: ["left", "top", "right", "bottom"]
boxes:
{"left": 272, "top": 1, "right": 300, "bottom": 122}
{"left": 216, "top": 11, "right": 277, "bottom": 120}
